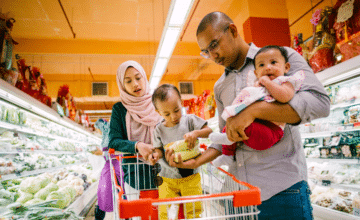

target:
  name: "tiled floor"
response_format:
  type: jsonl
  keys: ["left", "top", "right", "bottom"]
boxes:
{"left": 84, "top": 202, "right": 114, "bottom": 220}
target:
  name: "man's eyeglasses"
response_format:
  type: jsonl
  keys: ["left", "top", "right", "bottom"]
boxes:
{"left": 200, "top": 26, "right": 230, "bottom": 59}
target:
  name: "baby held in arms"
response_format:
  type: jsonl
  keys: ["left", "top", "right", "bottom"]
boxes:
{"left": 210, "top": 45, "right": 305, "bottom": 167}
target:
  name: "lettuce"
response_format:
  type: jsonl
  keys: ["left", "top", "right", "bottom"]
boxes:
{"left": 24, "top": 198, "right": 44, "bottom": 206}
{"left": 16, "top": 191, "right": 33, "bottom": 204}
{"left": 46, "top": 191, "right": 70, "bottom": 209}
{"left": 20, "top": 177, "right": 42, "bottom": 194}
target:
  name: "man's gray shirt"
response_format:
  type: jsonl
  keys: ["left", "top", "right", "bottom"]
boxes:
{"left": 212, "top": 43, "right": 330, "bottom": 201}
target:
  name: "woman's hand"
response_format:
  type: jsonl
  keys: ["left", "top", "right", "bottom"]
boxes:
{"left": 92, "top": 146, "right": 103, "bottom": 156}
{"left": 136, "top": 142, "right": 154, "bottom": 161}
{"left": 183, "top": 131, "right": 198, "bottom": 149}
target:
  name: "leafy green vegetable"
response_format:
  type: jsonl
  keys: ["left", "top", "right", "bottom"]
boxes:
{"left": 46, "top": 191, "right": 70, "bottom": 209}
{"left": 20, "top": 177, "right": 42, "bottom": 194}
{"left": 16, "top": 191, "right": 33, "bottom": 204}
{"left": 24, "top": 198, "right": 44, "bottom": 206}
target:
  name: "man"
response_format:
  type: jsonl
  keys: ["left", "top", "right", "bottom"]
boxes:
{"left": 166, "top": 12, "right": 330, "bottom": 219}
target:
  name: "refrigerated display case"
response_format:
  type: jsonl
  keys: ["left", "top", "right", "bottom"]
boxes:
{"left": 0, "top": 79, "right": 102, "bottom": 218}
{"left": 301, "top": 55, "right": 360, "bottom": 219}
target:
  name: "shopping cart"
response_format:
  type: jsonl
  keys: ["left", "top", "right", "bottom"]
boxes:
{"left": 108, "top": 149, "right": 261, "bottom": 220}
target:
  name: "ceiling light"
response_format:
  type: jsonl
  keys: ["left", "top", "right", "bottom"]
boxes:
{"left": 149, "top": 0, "right": 195, "bottom": 89}
{"left": 152, "top": 58, "right": 169, "bottom": 77}
{"left": 159, "top": 28, "right": 181, "bottom": 58}
{"left": 169, "top": 0, "right": 194, "bottom": 26}
{"left": 150, "top": 76, "right": 162, "bottom": 90}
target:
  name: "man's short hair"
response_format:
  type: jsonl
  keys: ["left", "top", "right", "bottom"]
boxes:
{"left": 197, "top": 12, "right": 233, "bottom": 36}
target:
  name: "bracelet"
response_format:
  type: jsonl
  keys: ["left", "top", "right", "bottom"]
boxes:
{"left": 135, "top": 142, "right": 139, "bottom": 153}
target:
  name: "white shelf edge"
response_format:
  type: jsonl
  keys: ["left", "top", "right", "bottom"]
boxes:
{"left": 306, "top": 158, "right": 360, "bottom": 164}
{"left": 0, "top": 121, "right": 96, "bottom": 145}
{"left": 315, "top": 55, "right": 360, "bottom": 85}
{"left": 0, "top": 150, "right": 77, "bottom": 155}
{"left": 309, "top": 179, "right": 360, "bottom": 192}
{"left": 0, "top": 162, "right": 85, "bottom": 181}
{"left": 331, "top": 101, "right": 360, "bottom": 111}
{"left": 312, "top": 204, "right": 360, "bottom": 220}
{"left": 66, "top": 180, "right": 99, "bottom": 215}
{"left": 302, "top": 127, "right": 360, "bottom": 139}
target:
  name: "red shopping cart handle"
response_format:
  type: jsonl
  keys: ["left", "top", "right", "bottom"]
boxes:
{"left": 109, "top": 148, "right": 115, "bottom": 154}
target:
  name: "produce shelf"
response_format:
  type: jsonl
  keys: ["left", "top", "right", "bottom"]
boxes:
{"left": 0, "top": 150, "right": 77, "bottom": 155}
{"left": 306, "top": 158, "right": 360, "bottom": 164}
{"left": 0, "top": 162, "right": 84, "bottom": 181}
{"left": 0, "top": 121, "right": 95, "bottom": 145}
{"left": 312, "top": 204, "right": 360, "bottom": 220}
{"left": 66, "top": 180, "right": 99, "bottom": 216}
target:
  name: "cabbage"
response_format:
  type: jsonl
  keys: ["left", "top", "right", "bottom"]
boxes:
{"left": 16, "top": 191, "right": 33, "bottom": 204}
{"left": 39, "top": 176, "right": 50, "bottom": 188}
{"left": 34, "top": 188, "right": 51, "bottom": 200}
{"left": 0, "top": 189, "right": 13, "bottom": 200}
{"left": 45, "top": 183, "right": 59, "bottom": 192}
{"left": 46, "top": 191, "right": 70, "bottom": 209}
{"left": 24, "top": 198, "right": 44, "bottom": 206}
{"left": 0, "top": 198, "right": 12, "bottom": 206}
{"left": 20, "top": 177, "right": 41, "bottom": 194}
{"left": 34, "top": 182, "right": 59, "bottom": 200}
{"left": 59, "top": 187, "right": 76, "bottom": 202}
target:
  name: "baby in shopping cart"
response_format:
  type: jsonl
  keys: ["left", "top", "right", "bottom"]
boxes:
{"left": 210, "top": 45, "right": 305, "bottom": 167}
{"left": 149, "top": 83, "right": 213, "bottom": 220}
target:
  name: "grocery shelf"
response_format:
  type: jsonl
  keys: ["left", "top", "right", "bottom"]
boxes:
{"left": 0, "top": 162, "right": 84, "bottom": 181}
{"left": 309, "top": 178, "right": 360, "bottom": 192}
{"left": 0, "top": 120, "right": 94, "bottom": 145}
{"left": 0, "top": 80, "right": 101, "bottom": 144}
{"left": 312, "top": 204, "right": 360, "bottom": 220}
{"left": 331, "top": 101, "right": 360, "bottom": 111}
{"left": 307, "top": 158, "right": 360, "bottom": 164}
{"left": 0, "top": 150, "right": 77, "bottom": 155}
{"left": 302, "top": 127, "right": 360, "bottom": 139}
{"left": 316, "top": 55, "right": 360, "bottom": 86}
{"left": 301, "top": 132, "right": 332, "bottom": 139}
{"left": 66, "top": 180, "right": 99, "bottom": 216}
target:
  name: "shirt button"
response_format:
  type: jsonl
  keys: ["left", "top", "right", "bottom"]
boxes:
{"left": 237, "top": 88, "right": 240, "bottom": 92}
{"left": 238, "top": 163, "right": 242, "bottom": 167}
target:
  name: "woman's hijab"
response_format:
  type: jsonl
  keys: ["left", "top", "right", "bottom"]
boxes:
{"left": 116, "top": 60, "right": 162, "bottom": 144}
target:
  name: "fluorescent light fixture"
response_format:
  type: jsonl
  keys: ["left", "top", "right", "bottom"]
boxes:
{"left": 150, "top": 76, "right": 162, "bottom": 90}
{"left": 159, "top": 28, "right": 181, "bottom": 58}
{"left": 149, "top": 0, "right": 195, "bottom": 90}
{"left": 84, "top": 110, "right": 112, "bottom": 114}
{"left": 152, "top": 58, "right": 169, "bottom": 77}
{"left": 323, "top": 67, "right": 360, "bottom": 86}
{"left": 169, "top": 0, "right": 194, "bottom": 26}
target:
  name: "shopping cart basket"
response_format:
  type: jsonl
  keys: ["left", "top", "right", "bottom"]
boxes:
{"left": 108, "top": 149, "right": 261, "bottom": 220}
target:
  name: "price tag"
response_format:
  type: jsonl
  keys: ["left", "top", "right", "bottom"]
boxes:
{"left": 337, "top": 0, "right": 355, "bottom": 23}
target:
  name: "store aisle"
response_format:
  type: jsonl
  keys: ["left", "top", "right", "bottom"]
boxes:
{"left": 85, "top": 202, "right": 114, "bottom": 220}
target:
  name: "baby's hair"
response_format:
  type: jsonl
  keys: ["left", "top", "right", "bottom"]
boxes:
{"left": 254, "top": 45, "right": 289, "bottom": 66}
{"left": 152, "top": 84, "right": 181, "bottom": 109}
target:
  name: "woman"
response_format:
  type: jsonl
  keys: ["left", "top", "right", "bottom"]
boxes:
{"left": 96, "top": 60, "right": 162, "bottom": 219}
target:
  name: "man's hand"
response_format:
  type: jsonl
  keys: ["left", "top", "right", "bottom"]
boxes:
{"left": 183, "top": 131, "right": 198, "bottom": 149}
{"left": 136, "top": 142, "right": 154, "bottom": 161}
{"left": 165, "top": 148, "right": 198, "bottom": 169}
{"left": 225, "top": 106, "right": 256, "bottom": 142}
